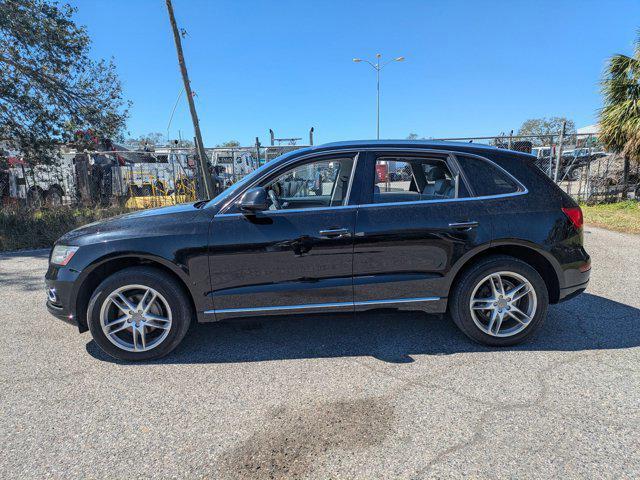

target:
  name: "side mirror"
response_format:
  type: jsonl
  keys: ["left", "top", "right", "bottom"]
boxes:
{"left": 239, "top": 187, "right": 268, "bottom": 212}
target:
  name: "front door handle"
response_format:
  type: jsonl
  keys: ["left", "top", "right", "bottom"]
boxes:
{"left": 319, "top": 228, "right": 351, "bottom": 238}
{"left": 448, "top": 221, "right": 479, "bottom": 230}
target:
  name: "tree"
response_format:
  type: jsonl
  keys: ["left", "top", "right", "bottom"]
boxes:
{"left": 216, "top": 140, "right": 240, "bottom": 148}
{"left": 406, "top": 133, "right": 420, "bottom": 140}
{"left": 0, "top": 0, "right": 129, "bottom": 164}
{"left": 137, "top": 132, "right": 164, "bottom": 145}
{"left": 517, "top": 117, "right": 576, "bottom": 145}
{"left": 599, "top": 33, "right": 640, "bottom": 183}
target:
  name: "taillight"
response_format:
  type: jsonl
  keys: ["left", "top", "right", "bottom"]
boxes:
{"left": 562, "top": 206, "right": 583, "bottom": 229}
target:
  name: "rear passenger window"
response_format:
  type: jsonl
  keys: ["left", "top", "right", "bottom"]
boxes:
{"left": 373, "top": 157, "right": 468, "bottom": 204}
{"left": 456, "top": 155, "right": 519, "bottom": 196}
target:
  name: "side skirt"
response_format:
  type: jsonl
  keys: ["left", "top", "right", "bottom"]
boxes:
{"left": 200, "top": 297, "right": 447, "bottom": 322}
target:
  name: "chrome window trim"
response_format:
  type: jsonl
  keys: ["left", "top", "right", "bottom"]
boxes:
{"left": 355, "top": 189, "right": 527, "bottom": 209}
{"left": 215, "top": 189, "right": 527, "bottom": 217}
{"left": 204, "top": 296, "right": 440, "bottom": 315}
{"left": 215, "top": 147, "right": 528, "bottom": 218}
{"left": 216, "top": 204, "right": 358, "bottom": 218}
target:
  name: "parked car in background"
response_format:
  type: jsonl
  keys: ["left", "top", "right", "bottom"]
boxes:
{"left": 45, "top": 140, "right": 590, "bottom": 361}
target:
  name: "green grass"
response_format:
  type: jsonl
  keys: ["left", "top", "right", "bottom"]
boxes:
{"left": 0, "top": 205, "right": 129, "bottom": 252}
{"left": 582, "top": 200, "right": 640, "bottom": 234}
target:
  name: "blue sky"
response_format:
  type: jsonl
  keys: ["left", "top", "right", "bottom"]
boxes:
{"left": 70, "top": 0, "right": 640, "bottom": 146}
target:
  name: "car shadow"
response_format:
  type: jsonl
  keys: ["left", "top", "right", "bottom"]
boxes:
{"left": 86, "top": 293, "right": 640, "bottom": 365}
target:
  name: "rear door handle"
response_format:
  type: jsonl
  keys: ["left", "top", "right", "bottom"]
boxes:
{"left": 448, "top": 221, "right": 479, "bottom": 230}
{"left": 319, "top": 228, "right": 351, "bottom": 238}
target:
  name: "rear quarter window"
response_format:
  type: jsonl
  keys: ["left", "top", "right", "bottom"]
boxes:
{"left": 456, "top": 155, "right": 520, "bottom": 196}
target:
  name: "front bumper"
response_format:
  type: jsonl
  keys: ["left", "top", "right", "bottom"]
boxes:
{"left": 46, "top": 297, "right": 77, "bottom": 326}
{"left": 45, "top": 264, "right": 85, "bottom": 331}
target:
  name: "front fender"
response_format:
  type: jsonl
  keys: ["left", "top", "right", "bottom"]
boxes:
{"left": 67, "top": 233, "right": 211, "bottom": 327}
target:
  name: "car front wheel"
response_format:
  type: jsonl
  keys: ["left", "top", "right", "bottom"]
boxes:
{"left": 87, "top": 266, "right": 192, "bottom": 361}
{"left": 450, "top": 255, "right": 549, "bottom": 346}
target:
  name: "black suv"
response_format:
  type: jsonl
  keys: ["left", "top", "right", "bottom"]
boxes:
{"left": 46, "top": 141, "right": 590, "bottom": 361}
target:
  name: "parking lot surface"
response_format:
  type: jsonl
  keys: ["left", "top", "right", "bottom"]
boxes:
{"left": 1, "top": 226, "right": 639, "bottom": 479}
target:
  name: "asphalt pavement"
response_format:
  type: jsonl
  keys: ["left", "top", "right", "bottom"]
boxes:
{"left": 1, "top": 226, "right": 639, "bottom": 479}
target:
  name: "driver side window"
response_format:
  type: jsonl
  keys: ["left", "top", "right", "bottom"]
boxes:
{"left": 263, "top": 157, "right": 355, "bottom": 210}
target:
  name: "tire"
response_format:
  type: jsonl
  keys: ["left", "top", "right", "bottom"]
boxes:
{"left": 449, "top": 255, "right": 549, "bottom": 347}
{"left": 87, "top": 266, "right": 192, "bottom": 361}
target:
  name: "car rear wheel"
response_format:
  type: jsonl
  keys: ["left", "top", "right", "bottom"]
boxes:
{"left": 450, "top": 255, "right": 548, "bottom": 346}
{"left": 87, "top": 266, "right": 192, "bottom": 361}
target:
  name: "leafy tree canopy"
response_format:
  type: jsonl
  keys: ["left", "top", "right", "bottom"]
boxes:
{"left": 599, "top": 34, "right": 640, "bottom": 161}
{"left": 0, "top": 0, "right": 129, "bottom": 164}
{"left": 136, "top": 132, "right": 164, "bottom": 146}
{"left": 517, "top": 117, "right": 576, "bottom": 145}
{"left": 216, "top": 140, "right": 241, "bottom": 148}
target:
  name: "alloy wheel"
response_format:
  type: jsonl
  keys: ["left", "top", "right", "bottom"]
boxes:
{"left": 469, "top": 271, "right": 537, "bottom": 338}
{"left": 99, "top": 284, "right": 172, "bottom": 352}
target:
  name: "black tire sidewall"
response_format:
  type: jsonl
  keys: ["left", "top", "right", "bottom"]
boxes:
{"left": 450, "top": 255, "right": 549, "bottom": 347}
{"left": 87, "top": 267, "right": 192, "bottom": 361}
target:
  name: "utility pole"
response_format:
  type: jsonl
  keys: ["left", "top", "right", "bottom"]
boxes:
{"left": 165, "top": 0, "right": 214, "bottom": 199}
{"left": 553, "top": 121, "right": 567, "bottom": 183}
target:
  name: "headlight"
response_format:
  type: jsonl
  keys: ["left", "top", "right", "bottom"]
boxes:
{"left": 50, "top": 245, "right": 79, "bottom": 266}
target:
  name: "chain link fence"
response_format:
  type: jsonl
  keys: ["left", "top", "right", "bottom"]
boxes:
{"left": 435, "top": 133, "right": 639, "bottom": 202}
{"left": 2, "top": 135, "right": 638, "bottom": 214}
{"left": 1, "top": 148, "right": 199, "bottom": 210}
{"left": 0, "top": 143, "right": 315, "bottom": 212}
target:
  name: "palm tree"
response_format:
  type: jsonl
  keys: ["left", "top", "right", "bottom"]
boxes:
{"left": 599, "top": 33, "right": 640, "bottom": 197}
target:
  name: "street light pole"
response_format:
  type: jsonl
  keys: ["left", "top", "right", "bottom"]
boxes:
{"left": 353, "top": 54, "right": 404, "bottom": 140}
{"left": 376, "top": 62, "right": 380, "bottom": 139}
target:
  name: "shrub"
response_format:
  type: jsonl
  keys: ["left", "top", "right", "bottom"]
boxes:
{"left": 0, "top": 205, "right": 129, "bottom": 251}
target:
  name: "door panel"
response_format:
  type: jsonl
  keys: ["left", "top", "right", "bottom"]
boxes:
{"left": 353, "top": 201, "right": 491, "bottom": 303}
{"left": 206, "top": 153, "right": 360, "bottom": 320}
{"left": 208, "top": 208, "right": 356, "bottom": 319}
{"left": 353, "top": 201, "right": 491, "bottom": 311}
{"left": 351, "top": 151, "right": 491, "bottom": 313}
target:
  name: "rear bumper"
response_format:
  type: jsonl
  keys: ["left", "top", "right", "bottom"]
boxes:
{"left": 558, "top": 258, "right": 590, "bottom": 302}
{"left": 558, "top": 280, "right": 589, "bottom": 302}
{"left": 556, "top": 250, "right": 591, "bottom": 303}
